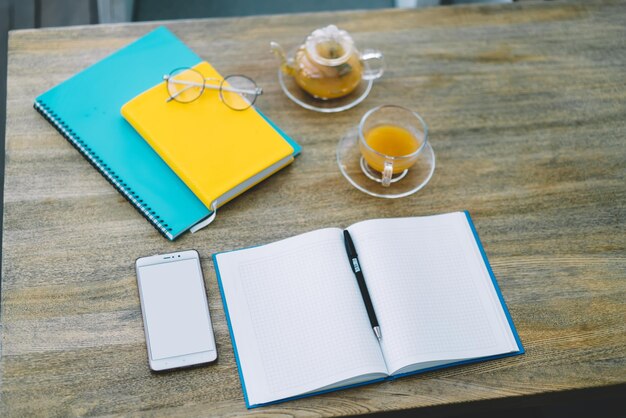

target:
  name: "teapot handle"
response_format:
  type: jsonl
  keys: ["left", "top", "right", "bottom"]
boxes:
{"left": 361, "top": 49, "right": 385, "bottom": 81}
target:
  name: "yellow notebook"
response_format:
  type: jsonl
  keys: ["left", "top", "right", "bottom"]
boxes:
{"left": 121, "top": 61, "right": 298, "bottom": 217}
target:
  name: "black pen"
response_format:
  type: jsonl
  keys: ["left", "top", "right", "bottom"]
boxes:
{"left": 343, "top": 230, "right": 382, "bottom": 341}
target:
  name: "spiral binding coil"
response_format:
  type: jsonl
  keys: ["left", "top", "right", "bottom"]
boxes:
{"left": 34, "top": 99, "right": 175, "bottom": 240}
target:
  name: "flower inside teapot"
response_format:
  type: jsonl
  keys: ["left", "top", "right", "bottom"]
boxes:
{"left": 271, "top": 25, "right": 384, "bottom": 100}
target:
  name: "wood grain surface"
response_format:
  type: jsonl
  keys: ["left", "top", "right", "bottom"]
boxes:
{"left": 2, "top": 0, "right": 625, "bottom": 416}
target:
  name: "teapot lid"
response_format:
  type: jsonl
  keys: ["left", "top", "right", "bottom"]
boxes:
{"left": 305, "top": 24, "right": 355, "bottom": 66}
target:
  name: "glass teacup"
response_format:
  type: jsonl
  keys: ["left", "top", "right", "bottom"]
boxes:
{"left": 358, "top": 105, "right": 429, "bottom": 187}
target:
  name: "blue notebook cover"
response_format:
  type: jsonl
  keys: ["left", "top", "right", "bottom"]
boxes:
{"left": 34, "top": 26, "right": 300, "bottom": 240}
{"left": 212, "top": 211, "right": 524, "bottom": 408}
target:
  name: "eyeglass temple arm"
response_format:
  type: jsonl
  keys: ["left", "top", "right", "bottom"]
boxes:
{"left": 165, "top": 86, "right": 191, "bottom": 102}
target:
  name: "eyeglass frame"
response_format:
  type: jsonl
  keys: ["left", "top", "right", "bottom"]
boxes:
{"left": 162, "top": 67, "right": 263, "bottom": 110}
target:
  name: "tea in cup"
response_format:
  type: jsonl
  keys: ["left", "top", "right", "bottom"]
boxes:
{"left": 358, "top": 105, "right": 428, "bottom": 187}
{"left": 271, "top": 25, "right": 384, "bottom": 100}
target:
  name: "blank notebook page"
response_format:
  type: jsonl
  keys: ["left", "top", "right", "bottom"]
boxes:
{"left": 216, "top": 228, "right": 387, "bottom": 406}
{"left": 348, "top": 212, "right": 519, "bottom": 375}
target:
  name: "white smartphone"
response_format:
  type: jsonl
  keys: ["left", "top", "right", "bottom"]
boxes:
{"left": 135, "top": 249, "right": 217, "bottom": 371}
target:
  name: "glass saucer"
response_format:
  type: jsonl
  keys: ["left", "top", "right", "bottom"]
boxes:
{"left": 337, "top": 127, "right": 436, "bottom": 198}
{"left": 277, "top": 70, "right": 373, "bottom": 113}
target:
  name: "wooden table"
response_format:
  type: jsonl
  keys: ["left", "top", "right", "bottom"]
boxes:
{"left": 2, "top": 0, "right": 625, "bottom": 416}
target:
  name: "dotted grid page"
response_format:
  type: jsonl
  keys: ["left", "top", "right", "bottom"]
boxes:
{"left": 215, "top": 228, "right": 388, "bottom": 406}
{"left": 348, "top": 212, "right": 518, "bottom": 375}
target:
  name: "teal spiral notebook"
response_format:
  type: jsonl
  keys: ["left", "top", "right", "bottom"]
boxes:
{"left": 213, "top": 211, "right": 523, "bottom": 408}
{"left": 34, "top": 27, "right": 208, "bottom": 239}
{"left": 34, "top": 27, "right": 300, "bottom": 240}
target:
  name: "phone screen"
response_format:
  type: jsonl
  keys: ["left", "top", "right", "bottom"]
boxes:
{"left": 137, "top": 256, "right": 216, "bottom": 366}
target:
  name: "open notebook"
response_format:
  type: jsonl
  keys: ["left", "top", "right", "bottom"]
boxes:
{"left": 213, "top": 211, "right": 524, "bottom": 408}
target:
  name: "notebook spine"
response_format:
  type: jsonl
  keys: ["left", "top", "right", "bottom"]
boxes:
{"left": 34, "top": 99, "right": 175, "bottom": 240}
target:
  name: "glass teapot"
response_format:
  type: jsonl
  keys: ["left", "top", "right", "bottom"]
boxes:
{"left": 271, "top": 25, "right": 384, "bottom": 100}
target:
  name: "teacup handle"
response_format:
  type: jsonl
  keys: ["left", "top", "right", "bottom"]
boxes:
{"left": 361, "top": 49, "right": 385, "bottom": 81}
{"left": 382, "top": 161, "right": 393, "bottom": 187}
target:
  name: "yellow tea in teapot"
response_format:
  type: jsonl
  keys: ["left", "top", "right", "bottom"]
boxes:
{"left": 294, "top": 40, "right": 363, "bottom": 100}
{"left": 271, "top": 25, "right": 383, "bottom": 101}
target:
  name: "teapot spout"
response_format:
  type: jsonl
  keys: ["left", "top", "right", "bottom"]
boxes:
{"left": 270, "top": 41, "right": 295, "bottom": 77}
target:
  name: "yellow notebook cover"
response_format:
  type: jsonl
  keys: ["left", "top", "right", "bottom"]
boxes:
{"left": 121, "top": 61, "right": 296, "bottom": 211}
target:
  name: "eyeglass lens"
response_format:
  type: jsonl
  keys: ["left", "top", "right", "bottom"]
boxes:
{"left": 220, "top": 75, "right": 258, "bottom": 110}
{"left": 166, "top": 68, "right": 205, "bottom": 103}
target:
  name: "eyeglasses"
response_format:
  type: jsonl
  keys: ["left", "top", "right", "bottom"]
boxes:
{"left": 163, "top": 67, "right": 263, "bottom": 111}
